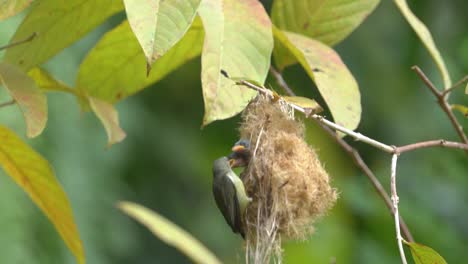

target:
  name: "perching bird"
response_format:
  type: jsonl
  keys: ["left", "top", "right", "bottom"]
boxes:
{"left": 212, "top": 157, "right": 252, "bottom": 238}
{"left": 228, "top": 139, "right": 251, "bottom": 168}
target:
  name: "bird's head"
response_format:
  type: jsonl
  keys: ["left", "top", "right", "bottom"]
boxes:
{"left": 228, "top": 139, "right": 251, "bottom": 168}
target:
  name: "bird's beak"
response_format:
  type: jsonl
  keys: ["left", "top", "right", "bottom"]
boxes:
{"left": 232, "top": 145, "right": 246, "bottom": 153}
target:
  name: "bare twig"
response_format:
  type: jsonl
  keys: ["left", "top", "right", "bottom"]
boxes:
{"left": 390, "top": 153, "right": 408, "bottom": 264}
{"left": 442, "top": 75, "right": 468, "bottom": 97}
{"left": 0, "top": 32, "right": 37, "bottom": 51}
{"left": 397, "top": 139, "right": 468, "bottom": 153}
{"left": 269, "top": 67, "right": 295, "bottom": 96}
{"left": 411, "top": 66, "right": 468, "bottom": 144}
{"left": 0, "top": 100, "right": 15, "bottom": 108}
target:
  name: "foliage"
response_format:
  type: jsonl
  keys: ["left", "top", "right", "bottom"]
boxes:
{"left": 0, "top": 0, "right": 466, "bottom": 263}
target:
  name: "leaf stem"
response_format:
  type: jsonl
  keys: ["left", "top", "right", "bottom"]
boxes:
{"left": 0, "top": 32, "right": 37, "bottom": 51}
{"left": 0, "top": 100, "right": 15, "bottom": 108}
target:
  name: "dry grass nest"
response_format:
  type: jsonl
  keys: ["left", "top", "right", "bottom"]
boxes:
{"left": 239, "top": 96, "right": 337, "bottom": 262}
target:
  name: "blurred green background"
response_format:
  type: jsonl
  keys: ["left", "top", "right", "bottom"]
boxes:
{"left": 0, "top": 1, "right": 467, "bottom": 263}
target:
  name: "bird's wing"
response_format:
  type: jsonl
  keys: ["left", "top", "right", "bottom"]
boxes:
{"left": 213, "top": 171, "right": 239, "bottom": 233}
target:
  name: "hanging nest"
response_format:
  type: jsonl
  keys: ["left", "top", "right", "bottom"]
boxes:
{"left": 239, "top": 95, "right": 337, "bottom": 263}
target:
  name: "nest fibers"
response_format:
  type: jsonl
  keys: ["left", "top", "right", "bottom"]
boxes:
{"left": 239, "top": 96, "right": 337, "bottom": 263}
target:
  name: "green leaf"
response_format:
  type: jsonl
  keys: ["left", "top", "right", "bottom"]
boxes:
{"left": 118, "top": 201, "right": 222, "bottom": 264}
{"left": 452, "top": 104, "right": 468, "bottom": 117}
{"left": 0, "top": 62, "right": 47, "bottom": 138}
{"left": 123, "top": 0, "right": 201, "bottom": 69}
{"left": 273, "top": 28, "right": 361, "bottom": 131}
{"left": 89, "top": 97, "right": 126, "bottom": 147}
{"left": 0, "top": 0, "right": 33, "bottom": 21}
{"left": 77, "top": 18, "right": 204, "bottom": 103}
{"left": 271, "top": 0, "right": 379, "bottom": 47}
{"left": 198, "top": 0, "right": 273, "bottom": 126}
{"left": 405, "top": 242, "right": 447, "bottom": 264}
{"left": 393, "top": 0, "right": 451, "bottom": 89}
{"left": 28, "top": 67, "right": 76, "bottom": 94}
{"left": 0, "top": 126, "right": 84, "bottom": 264}
{"left": 4, "top": 0, "right": 124, "bottom": 71}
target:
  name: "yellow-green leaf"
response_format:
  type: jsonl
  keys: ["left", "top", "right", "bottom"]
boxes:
{"left": 4, "top": 0, "right": 124, "bottom": 71}
{"left": 393, "top": 0, "right": 451, "bottom": 89}
{"left": 452, "top": 104, "right": 468, "bottom": 117}
{"left": 28, "top": 67, "right": 75, "bottom": 94}
{"left": 271, "top": 0, "right": 379, "bottom": 47}
{"left": 0, "top": 62, "right": 47, "bottom": 138}
{"left": 0, "top": 126, "right": 84, "bottom": 264}
{"left": 273, "top": 28, "right": 361, "bottom": 131}
{"left": 89, "top": 97, "right": 126, "bottom": 147}
{"left": 282, "top": 96, "right": 323, "bottom": 114}
{"left": 77, "top": 18, "right": 204, "bottom": 103}
{"left": 198, "top": 0, "right": 273, "bottom": 126}
{"left": 405, "top": 242, "right": 447, "bottom": 264}
{"left": 123, "top": 0, "right": 201, "bottom": 69}
{"left": 0, "top": 0, "right": 33, "bottom": 21}
{"left": 118, "top": 201, "right": 221, "bottom": 264}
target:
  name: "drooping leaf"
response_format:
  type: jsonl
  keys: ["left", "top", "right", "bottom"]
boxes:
{"left": 123, "top": 0, "right": 201, "bottom": 69}
{"left": 0, "top": 62, "right": 47, "bottom": 138}
{"left": 4, "top": 0, "right": 124, "bottom": 71}
{"left": 77, "top": 18, "right": 204, "bottom": 103}
{"left": 0, "top": 126, "right": 84, "bottom": 264}
{"left": 271, "top": 0, "right": 379, "bottom": 47}
{"left": 198, "top": 0, "right": 273, "bottom": 125}
{"left": 88, "top": 97, "right": 126, "bottom": 147}
{"left": 273, "top": 28, "right": 361, "bottom": 131}
{"left": 0, "top": 0, "right": 33, "bottom": 21}
{"left": 118, "top": 201, "right": 222, "bottom": 264}
{"left": 393, "top": 0, "right": 451, "bottom": 89}
{"left": 452, "top": 104, "right": 468, "bottom": 117}
{"left": 282, "top": 96, "right": 323, "bottom": 115}
{"left": 405, "top": 241, "right": 447, "bottom": 264}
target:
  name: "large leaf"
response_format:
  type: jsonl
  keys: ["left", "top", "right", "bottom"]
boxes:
{"left": 394, "top": 0, "right": 451, "bottom": 89}
{"left": 123, "top": 0, "right": 201, "bottom": 69}
{"left": 271, "top": 0, "right": 379, "bottom": 47}
{"left": 77, "top": 18, "right": 204, "bottom": 103}
{"left": 0, "top": 62, "right": 47, "bottom": 138}
{"left": 405, "top": 242, "right": 447, "bottom": 264}
{"left": 89, "top": 97, "right": 126, "bottom": 147}
{"left": 4, "top": 0, "right": 124, "bottom": 71}
{"left": 0, "top": 0, "right": 33, "bottom": 21}
{"left": 118, "top": 201, "right": 221, "bottom": 264}
{"left": 273, "top": 28, "right": 361, "bottom": 131}
{"left": 28, "top": 67, "right": 78, "bottom": 94}
{"left": 198, "top": 0, "right": 273, "bottom": 125}
{"left": 0, "top": 126, "right": 84, "bottom": 264}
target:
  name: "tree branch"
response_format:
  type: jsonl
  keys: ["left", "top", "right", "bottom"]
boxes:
{"left": 441, "top": 75, "right": 468, "bottom": 97}
{"left": 411, "top": 66, "right": 468, "bottom": 144}
{"left": 396, "top": 139, "right": 468, "bottom": 153}
{"left": 390, "top": 154, "right": 408, "bottom": 264}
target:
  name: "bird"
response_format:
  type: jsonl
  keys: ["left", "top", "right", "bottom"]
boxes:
{"left": 228, "top": 139, "right": 251, "bottom": 168}
{"left": 212, "top": 156, "right": 252, "bottom": 238}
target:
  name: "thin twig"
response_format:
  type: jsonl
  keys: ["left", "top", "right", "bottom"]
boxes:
{"left": 397, "top": 139, "right": 468, "bottom": 153}
{"left": 0, "top": 100, "right": 15, "bottom": 108}
{"left": 390, "top": 153, "right": 407, "bottom": 264}
{"left": 269, "top": 67, "right": 295, "bottom": 96}
{"left": 441, "top": 75, "right": 468, "bottom": 97}
{"left": 0, "top": 32, "right": 37, "bottom": 51}
{"left": 411, "top": 66, "right": 468, "bottom": 144}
